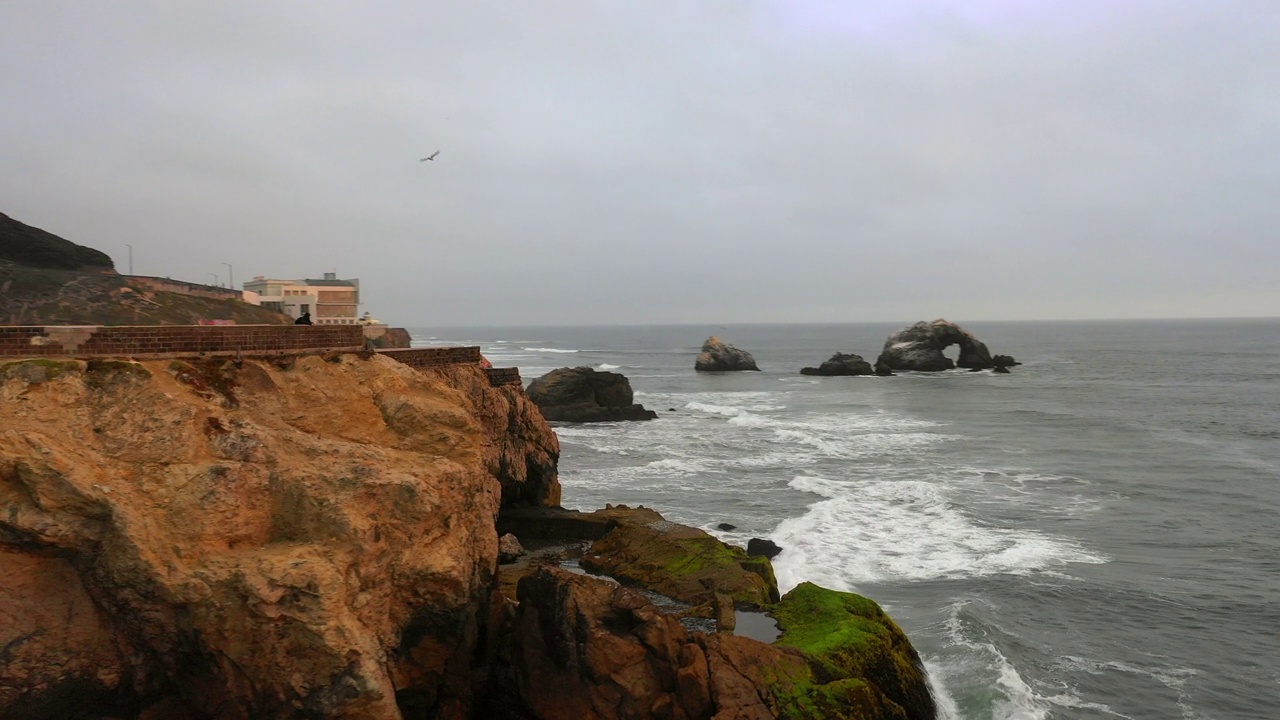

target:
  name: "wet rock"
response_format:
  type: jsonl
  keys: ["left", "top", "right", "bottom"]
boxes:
{"left": 800, "top": 352, "right": 873, "bottom": 376}
{"left": 717, "top": 523, "right": 738, "bottom": 531}
{"left": 526, "top": 367, "right": 657, "bottom": 422}
{"left": 695, "top": 336, "right": 760, "bottom": 372}
{"left": 747, "top": 538, "right": 783, "bottom": 560}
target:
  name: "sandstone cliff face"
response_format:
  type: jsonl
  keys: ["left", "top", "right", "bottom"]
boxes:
{"left": 0, "top": 354, "right": 559, "bottom": 719}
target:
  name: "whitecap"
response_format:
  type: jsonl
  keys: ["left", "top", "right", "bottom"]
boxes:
{"left": 923, "top": 600, "right": 1059, "bottom": 720}
{"left": 524, "top": 347, "right": 579, "bottom": 353}
{"left": 771, "top": 475, "right": 1107, "bottom": 590}
{"left": 596, "top": 363, "right": 621, "bottom": 370}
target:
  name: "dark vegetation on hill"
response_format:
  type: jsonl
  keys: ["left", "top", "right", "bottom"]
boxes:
{"left": 0, "top": 212, "right": 114, "bottom": 269}
{"left": 0, "top": 211, "right": 291, "bottom": 325}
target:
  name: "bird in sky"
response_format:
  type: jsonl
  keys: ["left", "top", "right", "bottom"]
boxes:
{"left": 419, "top": 151, "right": 440, "bottom": 162}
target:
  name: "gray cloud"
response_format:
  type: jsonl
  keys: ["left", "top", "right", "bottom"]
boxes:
{"left": 2, "top": 1, "right": 1277, "bottom": 325}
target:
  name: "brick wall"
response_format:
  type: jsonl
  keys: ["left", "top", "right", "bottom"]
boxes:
{"left": 485, "top": 368, "right": 523, "bottom": 387}
{"left": 377, "top": 346, "right": 482, "bottom": 368}
{"left": 0, "top": 325, "right": 365, "bottom": 358}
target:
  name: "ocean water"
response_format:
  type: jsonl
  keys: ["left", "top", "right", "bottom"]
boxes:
{"left": 408, "top": 320, "right": 1280, "bottom": 720}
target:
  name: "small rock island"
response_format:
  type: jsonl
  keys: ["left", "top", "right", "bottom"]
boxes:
{"left": 800, "top": 352, "right": 874, "bottom": 376}
{"left": 875, "top": 319, "right": 1019, "bottom": 372}
{"left": 695, "top": 336, "right": 760, "bottom": 372}
{"left": 526, "top": 366, "right": 657, "bottom": 421}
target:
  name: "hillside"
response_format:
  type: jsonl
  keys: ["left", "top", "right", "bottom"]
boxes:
{"left": 0, "top": 212, "right": 113, "bottom": 270}
{"left": 0, "top": 212, "right": 291, "bottom": 325}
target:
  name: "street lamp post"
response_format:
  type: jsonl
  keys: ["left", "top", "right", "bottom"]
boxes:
{"left": 126, "top": 244, "right": 133, "bottom": 275}
{"left": 207, "top": 273, "right": 219, "bottom": 287}
{"left": 222, "top": 262, "right": 234, "bottom": 290}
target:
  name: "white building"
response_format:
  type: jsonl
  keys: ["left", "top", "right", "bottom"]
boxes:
{"left": 243, "top": 273, "right": 361, "bottom": 324}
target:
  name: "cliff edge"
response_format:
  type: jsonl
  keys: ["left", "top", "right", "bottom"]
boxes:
{"left": 0, "top": 353, "right": 558, "bottom": 719}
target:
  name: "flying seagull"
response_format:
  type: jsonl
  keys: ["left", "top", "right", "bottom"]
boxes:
{"left": 419, "top": 151, "right": 440, "bottom": 162}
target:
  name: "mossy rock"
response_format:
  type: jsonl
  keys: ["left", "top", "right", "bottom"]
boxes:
{"left": 772, "top": 582, "right": 935, "bottom": 720}
{"left": 580, "top": 514, "right": 779, "bottom": 606}
{"left": 84, "top": 359, "right": 151, "bottom": 389}
{"left": 0, "top": 358, "right": 81, "bottom": 384}
{"left": 774, "top": 677, "right": 910, "bottom": 720}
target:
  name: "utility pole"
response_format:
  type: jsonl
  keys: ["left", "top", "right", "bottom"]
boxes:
{"left": 222, "top": 262, "right": 234, "bottom": 290}
{"left": 126, "top": 244, "right": 133, "bottom": 275}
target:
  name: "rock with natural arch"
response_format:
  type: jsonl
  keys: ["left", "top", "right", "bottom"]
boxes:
{"left": 875, "top": 319, "right": 1007, "bottom": 371}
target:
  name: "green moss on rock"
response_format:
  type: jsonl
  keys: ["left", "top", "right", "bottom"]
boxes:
{"left": 84, "top": 359, "right": 151, "bottom": 389}
{"left": 0, "top": 358, "right": 81, "bottom": 383}
{"left": 772, "top": 582, "right": 935, "bottom": 720}
{"left": 579, "top": 508, "right": 780, "bottom": 606}
{"left": 775, "top": 677, "right": 909, "bottom": 720}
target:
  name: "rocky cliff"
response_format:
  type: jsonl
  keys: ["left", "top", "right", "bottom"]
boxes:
{"left": 0, "top": 353, "right": 558, "bottom": 719}
{"left": 1, "top": 351, "right": 935, "bottom": 720}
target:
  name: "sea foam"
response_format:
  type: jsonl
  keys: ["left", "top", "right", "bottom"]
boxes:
{"left": 771, "top": 475, "right": 1107, "bottom": 591}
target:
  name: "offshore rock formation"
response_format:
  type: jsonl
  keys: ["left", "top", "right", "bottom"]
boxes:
{"left": 526, "top": 367, "right": 657, "bottom": 422}
{"left": 875, "top": 319, "right": 1014, "bottom": 372}
{"left": 695, "top": 336, "right": 760, "bottom": 372}
{"left": 800, "top": 352, "right": 874, "bottom": 376}
{"left": 0, "top": 353, "right": 558, "bottom": 719}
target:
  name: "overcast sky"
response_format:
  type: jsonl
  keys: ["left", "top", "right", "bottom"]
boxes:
{"left": 2, "top": 1, "right": 1277, "bottom": 326}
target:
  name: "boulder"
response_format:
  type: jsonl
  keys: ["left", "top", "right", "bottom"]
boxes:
{"left": 875, "top": 319, "right": 1003, "bottom": 372}
{"left": 992, "top": 354, "right": 1021, "bottom": 368}
{"left": 498, "top": 533, "right": 526, "bottom": 564}
{"left": 800, "top": 352, "right": 873, "bottom": 376}
{"left": 747, "top": 538, "right": 783, "bottom": 560}
{"left": 526, "top": 367, "right": 657, "bottom": 422}
{"left": 695, "top": 336, "right": 760, "bottom": 372}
